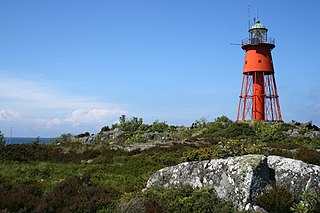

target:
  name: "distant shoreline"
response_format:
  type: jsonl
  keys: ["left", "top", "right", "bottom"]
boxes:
{"left": 5, "top": 137, "right": 54, "bottom": 144}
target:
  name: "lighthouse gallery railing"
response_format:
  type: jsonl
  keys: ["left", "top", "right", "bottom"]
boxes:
{"left": 242, "top": 37, "right": 275, "bottom": 46}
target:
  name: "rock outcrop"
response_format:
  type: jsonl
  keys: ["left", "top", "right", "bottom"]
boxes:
{"left": 145, "top": 155, "right": 320, "bottom": 211}
{"left": 267, "top": 156, "right": 320, "bottom": 198}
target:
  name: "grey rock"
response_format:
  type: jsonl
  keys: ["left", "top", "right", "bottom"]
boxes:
{"left": 103, "top": 128, "right": 122, "bottom": 139}
{"left": 143, "top": 132, "right": 171, "bottom": 141}
{"left": 300, "top": 121, "right": 313, "bottom": 129}
{"left": 267, "top": 155, "right": 320, "bottom": 200}
{"left": 145, "top": 154, "right": 320, "bottom": 210}
{"left": 285, "top": 129, "right": 300, "bottom": 137}
{"left": 145, "top": 155, "right": 272, "bottom": 210}
{"left": 79, "top": 135, "right": 95, "bottom": 144}
{"left": 304, "top": 131, "right": 320, "bottom": 139}
{"left": 113, "top": 141, "right": 174, "bottom": 152}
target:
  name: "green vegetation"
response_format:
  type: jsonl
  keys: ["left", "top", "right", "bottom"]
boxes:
{"left": 0, "top": 131, "right": 5, "bottom": 147}
{"left": 117, "top": 186, "right": 237, "bottom": 213}
{"left": 290, "top": 191, "right": 320, "bottom": 213}
{"left": 0, "top": 115, "right": 320, "bottom": 212}
{"left": 255, "top": 184, "right": 294, "bottom": 213}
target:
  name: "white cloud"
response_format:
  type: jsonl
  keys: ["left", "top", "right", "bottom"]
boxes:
{"left": 0, "top": 74, "right": 120, "bottom": 111}
{"left": 66, "top": 108, "right": 125, "bottom": 127}
{"left": 0, "top": 73, "right": 127, "bottom": 136}
{"left": 45, "top": 118, "right": 62, "bottom": 128}
{"left": 0, "top": 74, "right": 126, "bottom": 111}
{"left": 0, "top": 110, "right": 19, "bottom": 120}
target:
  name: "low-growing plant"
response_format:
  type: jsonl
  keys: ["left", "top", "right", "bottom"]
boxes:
{"left": 294, "top": 147, "right": 320, "bottom": 166}
{"left": 216, "top": 140, "right": 265, "bottom": 158}
{"left": 47, "top": 133, "right": 74, "bottom": 145}
{"left": 0, "top": 131, "right": 5, "bottom": 147}
{"left": 252, "top": 121, "right": 285, "bottom": 142}
{"left": 0, "top": 181, "right": 44, "bottom": 212}
{"left": 226, "top": 122, "right": 255, "bottom": 139}
{"left": 150, "top": 120, "right": 170, "bottom": 132}
{"left": 129, "top": 186, "right": 238, "bottom": 213}
{"left": 255, "top": 184, "right": 294, "bottom": 213}
{"left": 35, "top": 175, "right": 120, "bottom": 213}
{"left": 125, "top": 132, "right": 148, "bottom": 144}
{"left": 290, "top": 190, "right": 320, "bottom": 213}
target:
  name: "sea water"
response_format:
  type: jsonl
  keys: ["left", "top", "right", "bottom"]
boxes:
{"left": 4, "top": 137, "right": 54, "bottom": 144}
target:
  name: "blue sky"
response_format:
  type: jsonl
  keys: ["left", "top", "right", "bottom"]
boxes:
{"left": 0, "top": 0, "right": 319, "bottom": 137}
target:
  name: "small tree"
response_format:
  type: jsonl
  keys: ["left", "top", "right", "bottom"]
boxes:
{"left": 151, "top": 120, "right": 169, "bottom": 132}
{"left": 0, "top": 131, "right": 5, "bottom": 147}
{"left": 191, "top": 116, "right": 209, "bottom": 129}
{"left": 32, "top": 136, "right": 41, "bottom": 145}
{"left": 47, "top": 133, "right": 73, "bottom": 145}
{"left": 214, "top": 116, "right": 233, "bottom": 124}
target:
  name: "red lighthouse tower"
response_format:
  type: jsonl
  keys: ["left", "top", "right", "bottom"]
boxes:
{"left": 237, "top": 19, "right": 282, "bottom": 121}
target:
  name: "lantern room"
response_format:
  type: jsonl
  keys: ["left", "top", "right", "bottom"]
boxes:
{"left": 249, "top": 19, "right": 268, "bottom": 44}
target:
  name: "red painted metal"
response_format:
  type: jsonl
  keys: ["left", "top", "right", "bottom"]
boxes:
{"left": 237, "top": 20, "right": 282, "bottom": 122}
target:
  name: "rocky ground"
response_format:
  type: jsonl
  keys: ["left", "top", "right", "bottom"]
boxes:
{"left": 145, "top": 154, "right": 320, "bottom": 212}
{"left": 27, "top": 117, "right": 319, "bottom": 212}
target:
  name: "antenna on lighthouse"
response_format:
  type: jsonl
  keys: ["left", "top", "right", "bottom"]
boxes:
{"left": 248, "top": 1, "right": 251, "bottom": 30}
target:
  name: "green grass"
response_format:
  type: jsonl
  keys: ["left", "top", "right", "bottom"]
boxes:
{"left": 1, "top": 118, "right": 320, "bottom": 212}
{"left": 0, "top": 161, "right": 88, "bottom": 192}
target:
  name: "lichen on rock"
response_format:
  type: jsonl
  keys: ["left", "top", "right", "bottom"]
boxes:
{"left": 145, "top": 154, "right": 320, "bottom": 211}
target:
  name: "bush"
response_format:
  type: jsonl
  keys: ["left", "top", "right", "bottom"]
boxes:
{"left": 255, "top": 184, "right": 294, "bottom": 213}
{"left": 252, "top": 122, "right": 285, "bottom": 142}
{"left": 76, "top": 132, "right": 90, "bottom": 137}
{"left": 0, "top": 181, "right": 44, "bottom": 212}
{"left": 290, "top": 190, "right": 320, "bottom": 213}
{"left": 0, "top": 131, "right": 5, "bottom": 147}
{"left": 125, "top": 132, "right": 148, "bottom": 144}
{"left": 295, "top": 148, "right": 320, "bottom": 166}
{"left": 0, "top": 143, "right": 103, "bottom": 163}
{"left": 151, "top": 120, "right": 169, "bottom": 132}
{"left": 226, "top": 122, "right": 255, "bottom": 139}
{"left": 138, "top": 186, "right": 237, "bottom": 213}
{"left": 181, "top": 146, "right": 216, "bottom": 161}
{"left": 35, "top": 175, "right": 120, "bottom": 213}
{"left": 100, "top": 126, "right": 110, "bottom": 132}
{"left": 214, "top": 115, "right": 233, "bottom": 124}
{"left": 47, "top": 133, "right": 73, "bottom": 145}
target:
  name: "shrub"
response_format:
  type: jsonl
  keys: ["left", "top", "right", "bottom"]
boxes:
{"left": 118, "top": 197, "right": 147, "bottom": 213}
{"left": 76, "top": 132, "right": 90, "bottom": 137}
{"left": 0, "top": 131, "right": 5, "bottom": 147}
{"left": 146, "top": 199, "right": 166, "bottom": 213}
{"left": 151, "top": 120, "right": 169, "bottom": 132}
{"left": 290, "top": 190, "right": 320, "bottom": 213}
{"left": 197, "top": 122, "right": 227, "bottom": 142}
{"left": 125, "top": 132, "right": 148, "bottom": 143}
{"left": 47, "top": 133, "right": 73, "bottom": 145}
{"left": 225, "top": 122, "right": 255, "bottom": 139}
{"left": 174, "top": 127, "right": 193, "bottom": 141}
{"left": 0, "top": 181, "right": 44, "bottom": 212}
{"left": 252, "top": 121, "right": 285, "bottom": 142}
{"left": 35, "top": 175, "right": 120, "bottom": 213}
{"left": 255, "top": 184, "right": 294, "bottom": 213}
{"left": 139, "top": 186, "right": 237, "bottom": 213}
{"left": 191, "top": 116, "right": 209, "bottom": 129}
{"left": 216, "top": 140, "right": 265, "bottom": 158}
{"left": 295, "top": 148, "right": 320, "bottom": 166}
{"left": 181, "top": 146, "right": 216, "bottom": 161}
{"left": 100, "top": 126, "right": 110, "bottom": 132}
{"left": 214, "top": 115, "right": 233, "bottom": 124}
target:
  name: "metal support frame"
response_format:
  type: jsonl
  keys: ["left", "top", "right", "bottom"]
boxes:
{"left": 237, "top": 72, "right": 282, "bottom": 121}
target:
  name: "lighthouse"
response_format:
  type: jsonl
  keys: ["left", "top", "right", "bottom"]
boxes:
{"left": 237, "top": 19, "right": 282, "bottom": 121}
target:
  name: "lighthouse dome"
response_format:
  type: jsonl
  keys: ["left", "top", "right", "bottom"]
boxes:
{"left": 249, "top": 20, "right": 268, "bottom": 31}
